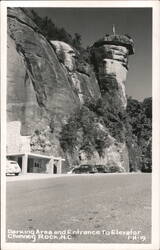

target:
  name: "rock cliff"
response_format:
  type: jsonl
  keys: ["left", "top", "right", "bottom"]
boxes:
{"left": 7, "top": 8, "right": 100, "bottom": 134}
{"left": 7, "top": 8, "right": 134, "bottom": 172}
{"left": 90, "top": 34, "right": 134, "bottom": 109}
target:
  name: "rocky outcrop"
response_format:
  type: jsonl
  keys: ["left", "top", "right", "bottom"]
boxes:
{"left": 51, "top": 40, "right": 100, "bottom": 105}
{"left": 50, "top": 41, "right": 76, "bottom": 72}
{"left": 91, "top": 34, "right": 134, "bottom": 109}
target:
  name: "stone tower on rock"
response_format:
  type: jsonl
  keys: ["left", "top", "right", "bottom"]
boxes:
{"left": 91, "top": 34, "right": 134, "bottom": 109}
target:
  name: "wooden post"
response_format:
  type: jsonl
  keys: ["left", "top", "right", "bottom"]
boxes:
{"left": 48, "top": 158, "right": 54, "bottom": 174}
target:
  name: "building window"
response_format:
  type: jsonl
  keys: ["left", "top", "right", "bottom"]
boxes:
{"left": 35, "top": 162, "right": 40, "bottom": 168}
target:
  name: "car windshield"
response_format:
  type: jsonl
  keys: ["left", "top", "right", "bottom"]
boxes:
{"left": 80, "top": 165, "right": 93, "bottom": 168}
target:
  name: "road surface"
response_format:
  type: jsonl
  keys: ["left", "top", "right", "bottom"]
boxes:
{"left": 6, "top": 173, "right": 151, "bottom": 243}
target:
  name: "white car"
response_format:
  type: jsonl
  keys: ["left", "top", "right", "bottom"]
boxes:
{"left": 6, "top": 160, "right": 21, "bottom": 176}
{"left": 67, "top": 168, "right": 75, "bottom": 174}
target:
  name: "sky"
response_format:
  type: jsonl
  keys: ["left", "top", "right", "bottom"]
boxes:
{"left": 32, "top": 8, "right": 152, "bottom": 101}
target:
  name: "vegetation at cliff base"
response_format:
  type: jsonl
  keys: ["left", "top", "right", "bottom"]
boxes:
{"left": 60, "top": 105, "right": 111, "bottom": 158}
{"left": 60, "top": 97, "right": 152, "bottom": 172}
{"left": 60, "top": 97, "right": 126, "bottom": 159}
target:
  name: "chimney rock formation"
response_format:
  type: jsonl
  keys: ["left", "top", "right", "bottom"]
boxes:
{"left": 91, "top": 34, "right": 134, "bottom": 108}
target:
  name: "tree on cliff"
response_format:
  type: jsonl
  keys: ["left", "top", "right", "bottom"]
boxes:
{"left": 31, "top": 10, "right": 83, "bottom": 51}
{"left": 73, "top": 33, "right": 82, "bottom": 50}
{"left": 126, "top": 97, "right": 152, "bottom": 172}
{"left": 60, "top": 105, "right": 111, "bottom": 159}
{"left": 60, "top": 96, "right": 152, "bottom": 172}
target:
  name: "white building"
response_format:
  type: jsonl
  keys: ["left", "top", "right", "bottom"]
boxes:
{"left": 7, "top": 121, "right": 65, "bottom": 174}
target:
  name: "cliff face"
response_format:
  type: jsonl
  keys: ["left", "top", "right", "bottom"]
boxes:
{"left": 7, "top": 8, "right": 100, "bottom": 136}
{"left": 50, "top": 40, "right": 101, "bottom": 105}
{"left": 7, "top": 8, "right": 134, "bottom": 172}
{"left": 8, "top": 8, "right": 78, "bottom": 136}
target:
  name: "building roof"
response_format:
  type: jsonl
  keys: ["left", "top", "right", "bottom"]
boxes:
{"left": 7, "top": 152, "right": 65, "bottom": 161}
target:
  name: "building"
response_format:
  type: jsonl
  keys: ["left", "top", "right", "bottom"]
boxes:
{"left": 7, "top": 121, "right": 65, "bottom": 174}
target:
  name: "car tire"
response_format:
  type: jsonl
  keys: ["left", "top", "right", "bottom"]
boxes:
{"left": 15, "top": 173, "right": 19, "bottom": 176}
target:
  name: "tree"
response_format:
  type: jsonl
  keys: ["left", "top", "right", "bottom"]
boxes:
{"left": 126, "top": 97, "right": 152, "bottom": 172}
{"left": 73, "top": 33, "right": 82, "bottom": 50}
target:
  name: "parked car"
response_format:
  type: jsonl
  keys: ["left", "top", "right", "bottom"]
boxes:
{"left": 109, "top": 165, "right": 125, "bottom": 173}
{"left": 67, "top": 168, "right": 76, "bottom": 174}
{"left": 69, "top": 164, "right": 98, "bottom": 174}
{"left": 95, "top": 165, "right": 110, "bottom": 173}
{"left": 6, "top": 160, "right": 21, "bottom": 176}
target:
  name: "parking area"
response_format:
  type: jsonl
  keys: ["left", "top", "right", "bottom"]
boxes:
{"left": 6, "top": 172, "right": 137, "bottom": 182}
{"left": 6, "top": 173, "right": 151, "bottom": 243}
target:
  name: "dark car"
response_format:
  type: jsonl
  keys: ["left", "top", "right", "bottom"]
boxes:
{"left": 95, "top": 165, "right": 110, "bottom": 173}
{"left": 71, "top": 164, "right": 98, "bottom": 174}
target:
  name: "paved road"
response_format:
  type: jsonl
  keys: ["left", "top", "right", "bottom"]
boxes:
{"left": 6, "top": 173, "right": 151, "bottom": 244}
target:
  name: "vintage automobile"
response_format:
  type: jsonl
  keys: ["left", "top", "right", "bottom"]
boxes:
{"left": 96, "top": 164, "right": 125, "bottom": 173}
{"left": 95, "top": 165, "right": 110, "bottom": 173}
{"left": 6, "top": 160, "right": 21, "bottom": 176}
{"left": 68, "top": 164, "right": 98, "bottom": 174}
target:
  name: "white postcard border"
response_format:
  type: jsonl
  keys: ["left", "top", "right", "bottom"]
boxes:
{"left": 1, "top": 1, "right": 160, "bottom": 250}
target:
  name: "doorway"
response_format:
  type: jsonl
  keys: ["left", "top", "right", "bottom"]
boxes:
{"left": 18, "top": 157, "right": 22, "bottom": 170}
{"left": 27, "top": 158, "right": 34, "bottom": 173}
{"left": 53, "top": 164, "right": 57, "bottom": 174}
